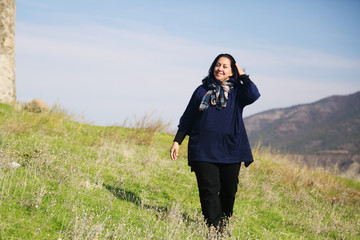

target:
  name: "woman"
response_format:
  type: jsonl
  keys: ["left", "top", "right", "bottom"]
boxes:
{"left": 170, "top": 53, "right": 260, "bottom": 232}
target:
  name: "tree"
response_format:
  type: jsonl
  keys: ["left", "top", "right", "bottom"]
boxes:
{"left": 0, "top": 0, "right": 16, "bottom": 104}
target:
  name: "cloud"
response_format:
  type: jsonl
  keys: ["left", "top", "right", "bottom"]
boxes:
{"left": 240, "top": 45, "right": 360, "bottom": 69}
{"left": 15, "top": 22, "right": 360, "bottom": 127}
{"left": 250, "top": 74, "right": 357, "bottom": 113}
{"left": 16, "top": 23, "right": 210, "bottom": 124}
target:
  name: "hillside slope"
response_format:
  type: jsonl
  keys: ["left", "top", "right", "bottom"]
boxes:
{"left": 244, "top": 91, "right": 360, "bottom": 153}
{"left": 0, "top": 104, "right": 359, "bottom": 239}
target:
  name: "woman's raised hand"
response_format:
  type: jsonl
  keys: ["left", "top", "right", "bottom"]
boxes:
{"left": 235, "top": 63, "right": 246, "bottom": 75}
{"left": 170, "top": 142, "right": 179, "bottom": 161}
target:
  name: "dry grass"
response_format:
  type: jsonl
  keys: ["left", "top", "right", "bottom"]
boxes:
{"left": 279, "top": 152, "right": 360, "bottom": 182}
{"left": 236, "top": 147, "right": 360, "bottom": 239}
{"left": 122, "top": 112, "right": 170, "bottom": 145}
{"left": 0, "top": 104, "right": 359, "bottom": 239}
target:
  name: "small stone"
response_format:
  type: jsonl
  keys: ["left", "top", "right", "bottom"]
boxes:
{"left": 11, "top": 161, "right": 21, "bottom": 168}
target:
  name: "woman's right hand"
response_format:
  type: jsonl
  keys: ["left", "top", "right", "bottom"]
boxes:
{"left": 170, "top": 142, "right": 180, "bottom": 161}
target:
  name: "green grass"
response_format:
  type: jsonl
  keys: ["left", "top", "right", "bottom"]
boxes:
{"left": 0, "top": 103, "right": 359, "bottom": 239}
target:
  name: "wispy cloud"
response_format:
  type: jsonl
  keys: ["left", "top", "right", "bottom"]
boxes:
{"left": 15, "top": 22, "right": 360, "bottom": 126}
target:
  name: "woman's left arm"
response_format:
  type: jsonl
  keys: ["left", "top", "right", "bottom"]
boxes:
{"left": 236, "top": 64, "right": 260, "bottom": 106}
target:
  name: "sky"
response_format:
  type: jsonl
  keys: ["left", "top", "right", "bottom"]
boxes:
{"left": 15, "top": 0, "right": 360, "bottom": 129}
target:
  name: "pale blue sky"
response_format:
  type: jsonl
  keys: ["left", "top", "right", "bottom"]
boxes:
{"left": 15, "top": 0, "right": 360, "bottom": 128}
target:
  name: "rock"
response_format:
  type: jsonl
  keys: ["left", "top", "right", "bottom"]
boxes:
{"left": 11, "top": 162, "right": 21, "bottom": 168}
{"left": 24, "top": 99, "right": 50, "bottom": 113}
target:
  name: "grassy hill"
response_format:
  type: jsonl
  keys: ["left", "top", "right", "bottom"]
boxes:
{"left": 0, "top": 103, "right": 359, "bottom": 239}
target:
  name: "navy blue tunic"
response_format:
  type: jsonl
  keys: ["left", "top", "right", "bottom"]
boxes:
{"left": 176, "top": 75, "right": 260, "bottom": 166}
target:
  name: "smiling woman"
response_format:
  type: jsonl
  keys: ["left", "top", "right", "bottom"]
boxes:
{"left": 213, "top": 57, "right": 233, "bottom": 82}
{"left": 170, "top": 53, "right": 260, "bottom": 237}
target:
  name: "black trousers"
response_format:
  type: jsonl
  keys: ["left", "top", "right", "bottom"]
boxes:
{"left": 191, "top": 161, "right": 241, "bottom": 228}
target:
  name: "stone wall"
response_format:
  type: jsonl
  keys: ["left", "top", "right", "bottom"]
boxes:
{"left": 0, "top": 0, "right": 16, "bottom": 103}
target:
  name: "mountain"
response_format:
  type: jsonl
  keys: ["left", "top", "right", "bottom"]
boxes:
{"left": 244, "top": 91, "right": 360, "bottom": 154}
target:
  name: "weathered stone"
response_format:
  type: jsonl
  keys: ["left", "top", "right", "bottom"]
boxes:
{"left": 0, "top": 0, "right": 16, "bottom": 104}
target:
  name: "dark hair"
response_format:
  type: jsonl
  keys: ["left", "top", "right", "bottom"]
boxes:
{"left": 202, "top": 53, "right": 240, "bottom": 83}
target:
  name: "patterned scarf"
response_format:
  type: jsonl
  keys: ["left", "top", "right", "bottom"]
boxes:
{"left": 199, "top": 78, "right": 234, "bottom": 111}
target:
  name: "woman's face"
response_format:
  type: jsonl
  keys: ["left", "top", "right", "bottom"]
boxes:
{"left": 213, "top": 57, "right": 233, "bottom": 82}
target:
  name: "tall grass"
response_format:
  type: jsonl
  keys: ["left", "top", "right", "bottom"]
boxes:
{"left": 0, "top": 103, "right": 359, "bottom": 239}
{"left": 122, "top": 111, "right": 170, "bottom": 145}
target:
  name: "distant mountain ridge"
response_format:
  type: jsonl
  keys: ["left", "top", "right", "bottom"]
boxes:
{"left": 244, "top": 91, "right": 360, "bottom": 154}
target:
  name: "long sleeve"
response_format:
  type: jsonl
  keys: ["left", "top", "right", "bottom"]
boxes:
{"left": 173, "top": 86, "right": 205, "bottom": 144}
{"left": 237, "top": 75, "right": 260, "bottom": 107}
{"left": 173, "top": 130, "right": 186, "bottom": 144}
